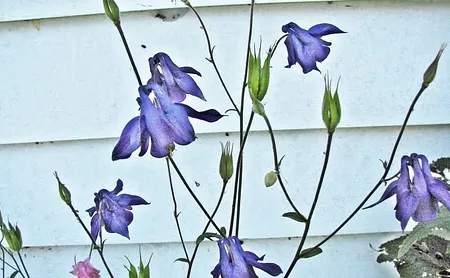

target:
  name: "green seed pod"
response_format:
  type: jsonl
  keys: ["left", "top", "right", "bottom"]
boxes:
{"left": 103, "top": 0, "right": 121, "bottom": 25}
{"left": 423, "top": 43, "right": 447, "bottom": 88}
{"left": 264, "top": 171, "right": 278, "bottom": 187}
{"left": 219, "top": 142, "right": 234, "bottom": 183}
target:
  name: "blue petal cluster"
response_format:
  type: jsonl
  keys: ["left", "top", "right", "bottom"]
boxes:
{"left": 211, "top": 236, "right": 282, "bottom": 278}
{"left": 86, "top": 179, "right": 149, "bottom": 241}
{"left": 366, "top": 154, "right": 450, "bottom": 231}
{"left": 282, "top": 22, "right": 345, "bottom": 73}
{"left": 112, "top": 53, "right": 223, "bottom": 160}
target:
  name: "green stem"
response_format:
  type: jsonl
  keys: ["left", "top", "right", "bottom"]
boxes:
{"left": 168, "top": 156, "right": 226, "bottom": 237}
{"left": 186, "top": 181, "right": 227, "bottom": 278}
{"left": 16, "top": 252, "right": 29, "bottom": 278}
{"left": 284, "top": 133, "right": 334, "bottom": 277}
{"left": 229, "top": 112, "right": 254, "bottom": 236}
{"left": 114, "top": 23, "right": 143, "bottom": 87}
{"left": 166, "top": 158, "right": 190, "bottom": 263}
{"left": 185, "top": 2, "right": 239, "bottom": 114}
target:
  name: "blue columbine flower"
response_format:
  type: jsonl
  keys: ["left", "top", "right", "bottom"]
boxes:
{"left": 211, "top": 236, "right": 282, "bottom": 278}
{"left": 365, "top": 154, "right": 450, "bottom": 231}
{"left": 112, "top": 84, "right": 223, "bottom": 160}
{"left": 282, "top": 22, "right": 345, "bottom": 73}
{"left": 148, "top": 52, "right": 205, "bottom": 103}
{"left": 86, "top": 179, "right": 149, "bottom": 241}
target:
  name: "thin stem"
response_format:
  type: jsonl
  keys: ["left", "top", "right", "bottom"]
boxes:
{"left": 168, "top": 156, "right": 226, "bottom": 237}
{"left": 115, "top": 24, "right": 143, "bottom": 87}
{"left": 233, "top": 0, "right": 256, "bottom": 237}
{"left": 166, "top": 158, "right": 190, "bottom": 263}
{"left": 4, "top": 250, "right": 23, "bottom": 278}
{"left": 262, "top": 114, "right": 303, "bottom": 217}
{"left": 284, "top": 133, "right": 334, "bottom": 277}
{"left": 185, "top": 2, "right": 239, "bottom": 114}
{"left": 186, "top": 180, "right": 228, "bottom": 278}
{"left": 229, "top": 112, "right": 255, "bottom": 236}
{"left": 297, "top": 84, "right": 428, "bottom": 261}
{"left": 270, "top": 34, "right": 288, "bottom": 59}
{"left": 16, "top": 252, "right": 29, "bottom": 278}
{"left": 1, "top": 238, "right": 5, "bottom": 278}
{"left": 0, "top": 246, "right": 19, "bottom": 273}
{"left": 66, "top": 203, "right": 114, "bottom": 277}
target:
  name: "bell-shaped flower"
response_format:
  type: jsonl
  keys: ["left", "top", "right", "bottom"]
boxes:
{"left": 70, "top": 258, "right": 101, "bottom": 278}
{"left": 86, "top": 179, "right": 149, "bottom": 241}
{"left": 211, "top": 236, "right": 282, "bottom": 278}
{"left": 112, "top": 84, "right": 223, "bottom": 160}
{"left": 148, "top": 52, "right": 205, "bottom": 103}
{"left": 365, "top": 154, "right": 450, "bottom": 231}
{"left": 282, "top": 22, "right": 345, "bottom": 73}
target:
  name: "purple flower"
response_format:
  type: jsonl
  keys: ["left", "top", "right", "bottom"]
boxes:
{"left": 365, "top": 154, "right": 450, "bottom": 231}
{"left": 86, "top": 179, "right": 149, "bottom": 241}
{"left": 282, "top": 22, "right": 345, "bottom": 73}
{"left": 148, "top": 52, "right": 205, "bottom": 103}
{"left": 112, "top": 84, "right": 223, "bottom": 160}
{"left": 211, "top": 236, "right": 282, "bottom": 278}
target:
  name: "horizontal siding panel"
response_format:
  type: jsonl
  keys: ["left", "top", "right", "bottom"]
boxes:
{"left": 20, "top": 233, "right": 399, "bottom": 277}
{"left": 1, "top": 0, "right": 359, "bottom": 23}
{"left": 0, "top": 125, "right": 447, "bottom": 247}
{"left": 0, "top": 2, "right": 449, "bottom": 145}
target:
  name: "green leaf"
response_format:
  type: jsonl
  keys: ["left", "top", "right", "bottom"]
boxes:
{"left": 282, "top": 212, "right": 307, "bottom": 223}
{"left": 376, "top": 235, "right": 407, "bottom": 263}
{"left": 10, "top": 270, "right": 19, "bottom": 278}
{"left": 298, "top": 247, "right": 322, "bottom": 259}
{"left": 174, "top": 257, "right": 189, "bottom": 264}
{"left": 398, "top": 207, "right": 450, "bottom": 258}
{"left": 195, "top": 232, "right": 221, "bottom": 245}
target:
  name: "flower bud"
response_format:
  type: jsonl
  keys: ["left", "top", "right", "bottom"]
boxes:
{"left": 248, "top": 45, "right": 271, "bottom": 101}
{"left": 423, "top": 43, "right": 447, "bottom": 88}
{"left": 219, "top": 142, "right": 234, "bottom": 183}
{"left": 264, "top": 171, "right": 278, "bottom": 187}
{"left": 2, "top": 222, "right": 22, "bottom": 251}
{"left": 322, "top": 74, "right": 341, "bottom": 133}
{"left": 54, "top": 172, "right": 71, "bottom": 205}
{"left": 103, "top": 0, "right": 121, "bottom": 25}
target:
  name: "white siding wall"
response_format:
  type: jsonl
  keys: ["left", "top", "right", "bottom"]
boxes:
{"left": 1, "top": 0, "right": 449, "bottom": 277}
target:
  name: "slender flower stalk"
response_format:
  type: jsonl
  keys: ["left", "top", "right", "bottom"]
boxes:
{"left": 183, "top": 1, "right": 239, "bottom": 114}
{"left": 186, "top": 180, "right": 228, "bottom": 278}
{"left": 284, "top": 133, "right": 334, "bottom": 277}
{"left": 168, "top": 157, "right": 226, "bottom": 237}
{"left": 166, "top": 158, "right": 190, "bottom": 264}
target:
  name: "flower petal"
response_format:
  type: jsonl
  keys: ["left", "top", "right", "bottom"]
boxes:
{"left": 86, "top": 206, "right": 96, "bottom": 217}
{"left": 364, "top": 180, "right": 398, "bottom": 209}
{"left": 112, "top": 179, "right": 124, "bottom": 195}
{"left": 102, "top": 204, "right": 133, "bottom": 239}
{"left": 89, "top": 213, "right": 100, "bottom": 241}
{"left": 428, "top": 180, "right": 450, "bottom": 211}
{"left": 210, "top": 263, "right": 222, "bottom": 278}
{"left": 179, "top": 66, "right": 202, "bottom": 76}
{"left": 411, "top": 155, "right": 436, "bottom": 222}
{"left": 117, "top": 194, "right": 150, "bottom": 207}
{"left": 283, "top": 34, "right": 297, "bottom": 68}
{"left": 154, "top": 52, "right": 206, "bottom": 102}
{"left": 308, "top": 23, "right": 346, "bottom": 37}
{"left": 245, "top": 260, "right": 283, "bottom": 277}
{"left": 180, "top": 104, "right": 224, "bottom": 123}
{"left": 112, "top": 116, "right": 141, "bottom": 161}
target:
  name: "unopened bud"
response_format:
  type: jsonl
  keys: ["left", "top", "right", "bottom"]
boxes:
{"left": 103, "top": 0, "right": 121, "bottom": 25}
{"left": 54, "top": 172, "right": 72, "bottom": 205}
{"left": 219, "top": 142, "right": 234, "bottom": 183}
{"left": 423, "top": 43, "right": 447, "bottom": 88}
{"left": 322, "top": 74, "right": 341, "bottom": 133}
{"left": 264, "top": 171, "right": 278, "bottom": 187}
{"left": 248, "top": 44, "right": 271, "bottom": 101}
{"left": 2, "top": 222, "right": 22, "bottom": 251}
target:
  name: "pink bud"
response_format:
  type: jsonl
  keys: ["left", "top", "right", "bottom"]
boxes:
{"left": 70, "top": 258, "right": 101, "bottom": 278}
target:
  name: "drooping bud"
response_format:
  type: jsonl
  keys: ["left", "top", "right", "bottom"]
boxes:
{"left": 219, "top": 142, "right": 234, "bottom": 183}
{"left": 423, "top": 43, "right": 447, "bottom": 88}
{"left": 103, "top": 0, "right": 121, "bottom": 25}
{"left": 2, "top": 222, "right": 23, "bottom": 251}
{"left": 322, "top": 74, "right": 341, "bottom": 133}
{"left": 54, "top": 172, "right": 72, "bottom": 205}
{"left": 247, "top": 44, "right": 271, "bottom": 101}
{"left": 264, "top": 171, "right": 278, "bottom": 187}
